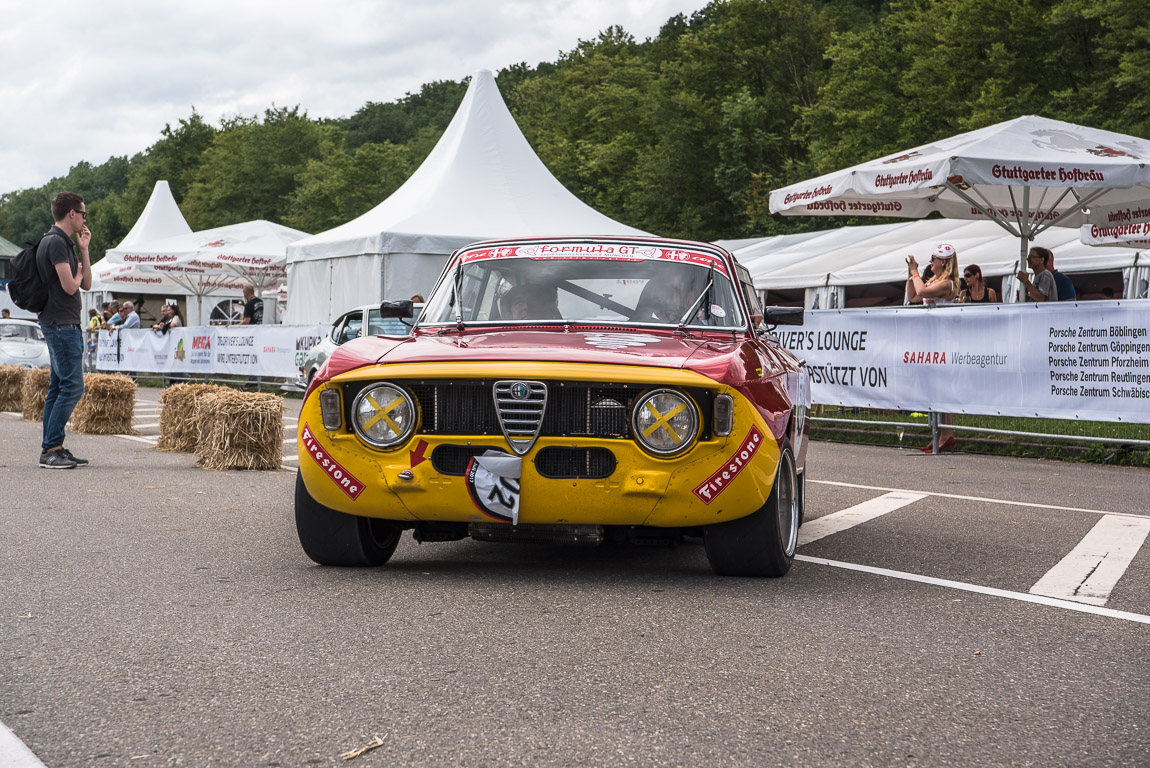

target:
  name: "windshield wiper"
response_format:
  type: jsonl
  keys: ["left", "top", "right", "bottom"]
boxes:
{"left": 677, "top": 264, "right": 715, "bottom": 332}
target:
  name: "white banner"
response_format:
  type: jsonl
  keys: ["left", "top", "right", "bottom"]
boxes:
{"left": 97, "top": 325, "right": 328, "bottom": 378}
{"left": 774, "top": 300, "right": 1150, "bottom": 423}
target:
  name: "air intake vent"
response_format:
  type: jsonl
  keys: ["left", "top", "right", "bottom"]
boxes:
{"left": 493, "top": 380, "right": 547, "bottom": 455}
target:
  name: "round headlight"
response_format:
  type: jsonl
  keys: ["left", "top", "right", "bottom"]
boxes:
{"left": 632, "top": 389, "right": 699, "bottom": 456}
{"left": 351, "top": 384, "right": 417, "bottom": 448}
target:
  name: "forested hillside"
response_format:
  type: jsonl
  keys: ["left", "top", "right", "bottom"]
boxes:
{"left": 2, "top": 0, "right": 1146, "bottom": 260}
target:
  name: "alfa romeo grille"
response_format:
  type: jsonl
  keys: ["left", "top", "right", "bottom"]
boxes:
{"left": 493, "top": 380, "right": 548, "bottom": 455}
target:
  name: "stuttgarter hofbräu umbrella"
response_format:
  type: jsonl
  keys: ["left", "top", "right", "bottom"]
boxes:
{"left": 768, "top": 115, "right": 1150, "bottom": 266}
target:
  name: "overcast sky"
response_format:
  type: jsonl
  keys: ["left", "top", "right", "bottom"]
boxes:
{"left": 0, "top": 0, "right": 710, "bottom": 195}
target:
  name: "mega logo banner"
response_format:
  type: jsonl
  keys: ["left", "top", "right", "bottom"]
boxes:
{"left": 98, "top": 326, "right": 327, "bottom": 378}
{"left": 774, "top": 300, "right": 1150, "bottom": 424}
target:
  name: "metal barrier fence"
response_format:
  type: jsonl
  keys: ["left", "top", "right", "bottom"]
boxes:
{"left": 810, "top": 407, "right": 1150, "bottom": 458}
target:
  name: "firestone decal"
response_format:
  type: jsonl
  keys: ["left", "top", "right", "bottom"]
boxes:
{"left": 693, "top": 427, "right": 764, "bottom": 504}
{"left": 301, "top": 423, "right": 365, "bottom": 500}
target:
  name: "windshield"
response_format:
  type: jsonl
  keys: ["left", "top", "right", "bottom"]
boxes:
{"left": 421, "top": 256, "right": 745, "bottom": 329}
{"left": 0, "top": 322, "right": 44, "bottom": 341}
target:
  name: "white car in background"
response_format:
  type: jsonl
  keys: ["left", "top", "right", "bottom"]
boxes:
{"left": 0, "top": 318, "right": 50, "bottom": 369}
{"left": 295, "top": 303, "right": 422, "bottom": 388}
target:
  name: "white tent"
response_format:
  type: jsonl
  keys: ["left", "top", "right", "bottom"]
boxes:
{"left": 98, "top": 220, "right": 308, "bottom": 324}
{"left": 730, "top": 219, "right": 1145, "bottom": 307}
{"left": 768, "top": 115, "right": 1150, "bottom": 269}
{"left": 116, "top": 180, "right": 193, "bottom": 249}
{"left": 88, "top": 180, "right": 203, "bottom": 320}
{"left": 285, "top": 69, "right": 649, "bottom": 324}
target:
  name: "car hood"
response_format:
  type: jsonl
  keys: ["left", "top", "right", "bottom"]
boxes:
{"left": 317, "top": 328, "right": 751, "bottom": 386}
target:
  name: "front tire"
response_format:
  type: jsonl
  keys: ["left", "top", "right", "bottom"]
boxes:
{"left": 704, "top": 440, "right": 799, "bottom": 577}
{"left": 295, "top": 471, "right": 402, "bottom": 566}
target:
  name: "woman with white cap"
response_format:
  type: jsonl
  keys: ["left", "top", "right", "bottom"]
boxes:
{"left": 905, "top": 243, "right": 960, "bottom": 453}
{"left": 905, "top": 243, "right": 961, "bottom": 306}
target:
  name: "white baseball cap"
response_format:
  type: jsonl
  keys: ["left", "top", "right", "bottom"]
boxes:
{"left": 931, "top": 243, "right": 956, "bottom": 260}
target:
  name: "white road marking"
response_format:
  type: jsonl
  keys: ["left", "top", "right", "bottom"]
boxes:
{"left": 119, "top": 435, "right": 158, "bottom": 445}
{"left": 811, "top": 479, "right": 1146, "bottom": 520}
{"left": 797, "top": 555, "right": 1150, "bottom": 626}
{"left": 134, "top": 422, "right": 159, "bottom": 430}
{"left": 283, "top": 438, "right": 297, "bottom": 445}
{"left": 799, "top": 491, "right": 926, "bottom": 547}
{"left": 1029, "top": 515, "right": 1150, "bottom": 606}
{"left": 0, "top": 719, "right": 48, "bottom": 767}
{"left": 281, "top": 454, "right": 299, "bottom": 462}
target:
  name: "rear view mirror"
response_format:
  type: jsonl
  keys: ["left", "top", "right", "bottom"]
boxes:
{"left": 379, "top": 300, "right": 414, "bottom": 319}
{"left": 764, "top": 306, "right": 804, "bottom": 326}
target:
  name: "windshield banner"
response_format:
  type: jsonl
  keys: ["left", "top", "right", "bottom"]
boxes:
{"left": 96, "top": 325, "right": 327, "bottom": 378}
{"left": 773, "top": 300, "right": 1150, "bottom": 423}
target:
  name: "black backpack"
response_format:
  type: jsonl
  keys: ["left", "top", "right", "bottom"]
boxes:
{"left": 7, "top": 233, "right": 55, "bottom": 313}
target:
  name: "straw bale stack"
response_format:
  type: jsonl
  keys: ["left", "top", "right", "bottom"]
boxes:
{"left": 0, "top": 365, "right": 28, "bottom": 412}
{"left": 71, "top": 374, "right": 137, "bottom": 434}
{"left": 21, "top": 367, "right": 51, "bottom": 421}
{"left": 195, "top": 389, "right": 285, "bottom": 471}
{"left": 157, "top": 383, "right": 232, "bottom": 452}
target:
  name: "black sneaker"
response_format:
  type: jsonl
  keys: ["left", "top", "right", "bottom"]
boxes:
{"left": 60, "top": 448, "right": 89, "bottom": 466}
{"left": 39, "top": 450, "right": 77, "bottom": 469}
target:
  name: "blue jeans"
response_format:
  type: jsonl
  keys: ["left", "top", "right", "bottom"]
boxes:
{"left": 40, "top": 323, "right": 85, "bottom": 453}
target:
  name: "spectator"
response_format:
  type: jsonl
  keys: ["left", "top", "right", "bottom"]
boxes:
{"left": 958, "top": 264, "right": 998, "bottom": 303}
{"left": 239, "top": 284, "right": 263, "bottom": 325}
{"left": 1, "top": 309, "right": 10, "bottom": 318}
{"left": 120, "top": 301, "right": 141, "bottom": 328}
{"left": 410, "top": 293, "right": 425, "bottom": 302}
{"left": 906, "top": 243, "right": 960, "bottom": 306}
{"left": 1017, "top": 247, "right": 1058, "bottom": 302}
{"left": 151, "top": 303, "right": 182, "bottom": 333}
{"left": 1048, "top": 252, "right": 1077, "bottom": 301}
{"left": 84, "top": 308, "right": 101, "bottom": 371}
{"left": 105, "top": 300, "right": 123, "bottom": 328}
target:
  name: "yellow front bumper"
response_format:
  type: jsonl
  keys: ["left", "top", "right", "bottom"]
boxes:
{"left": 297, "top": 362, "right": 781, "bottom": 528}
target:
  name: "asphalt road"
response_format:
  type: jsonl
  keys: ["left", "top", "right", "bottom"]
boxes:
{"left": 1, "top": 391, "right": 1148, "bottom": 767}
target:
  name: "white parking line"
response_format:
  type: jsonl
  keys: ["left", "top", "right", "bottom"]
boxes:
{"left": 811, "top": 480, "right": 1147, "bottom": 520}
{"left": 797, "top": 555, "right": 1150, "bottom": 626}
{"left": 0, "top": 719, "right": 48, "bottom": 767}
{"left": 134, "top": 422, "right": 160, "bottom": 430}
{"left": 1029, "top": 515, "right": 1150, "bottom": 606}
{"left": 799, "top": 491, "right": 926, "bottom": 547}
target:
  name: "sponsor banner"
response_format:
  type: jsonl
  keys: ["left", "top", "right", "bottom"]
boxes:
{"left": 97, "top": 325, "right": 327, "bottom": 378}
{"left": 693, "top": 427, "right": 764, "bottom": 504}
{"left": 774, "top": 300, "right": 1150, "bottom": 424}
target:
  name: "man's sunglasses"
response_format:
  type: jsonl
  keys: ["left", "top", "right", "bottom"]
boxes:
{"left": 73, "top": 209, "right": 87, "bottom": 219}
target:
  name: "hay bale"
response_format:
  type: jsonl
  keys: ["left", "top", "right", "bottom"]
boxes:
{"left": 71, "top": 374, "right": 137, "bottom": 434}
{"left": 195, "top": 389, "right": 285, "bottom": 471}
{"left": 0, "top": 365, "right": 28, "bottom": 412}
{"left": 21, "top": 367, "right": 51, "bottom": 421}
{"left": 156, "top": 383, "right": 232, "bottom": 452}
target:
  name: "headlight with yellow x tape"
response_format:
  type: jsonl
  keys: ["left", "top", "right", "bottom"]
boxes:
{"left": 351, "top": 383, "right": 417, "bottom": 448}
{"left": 632, "top": 389, "right": 699, "bottom": 456}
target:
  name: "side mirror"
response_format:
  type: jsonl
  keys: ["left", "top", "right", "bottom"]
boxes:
{"left": 379, "top": 300, "right": 413, "bottom": 319}
{"left": 764, "top": 306, "right": 804, "bottom": 326}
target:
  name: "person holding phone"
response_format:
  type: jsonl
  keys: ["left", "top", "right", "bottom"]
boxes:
{"left": 37, "top": 191, "right": 93, "bottom": 469}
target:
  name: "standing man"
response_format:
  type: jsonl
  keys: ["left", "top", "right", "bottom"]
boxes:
{"left": 38, "top": 191, "right": 92, "bottom": 469}
{"left": 1017, "top": 246, "right": 1058, "bottom": 302}
{"left": 239, "top": 284, "right": 263, "bottom": 389}
{"left": 239, "top": 284, "right": 263, "bottom": 325}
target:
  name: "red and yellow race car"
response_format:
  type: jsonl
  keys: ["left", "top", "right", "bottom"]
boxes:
{"left": 295, "top": 237, "right": 809, "bottom": 576}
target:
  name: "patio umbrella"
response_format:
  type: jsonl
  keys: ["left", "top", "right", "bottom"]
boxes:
{"left": 769, "top": 115, "right": 1150, "bottom": 268}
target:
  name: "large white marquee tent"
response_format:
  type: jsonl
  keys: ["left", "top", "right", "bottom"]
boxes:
{"left": 722, "top": 218, "right": 1148, "bottom": 308}
{"left": 285, "top": 69, "right": 649, "bottom": 324}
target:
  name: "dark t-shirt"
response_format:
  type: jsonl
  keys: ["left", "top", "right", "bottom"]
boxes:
{"left": 243, "top": 296, "right": 263, "bottom": 325}
{"left": 38, "top": 226, "right": 81, "bottom": 326}
{"left": 1052, "top": 270, "right": 1077, "bottom": 301}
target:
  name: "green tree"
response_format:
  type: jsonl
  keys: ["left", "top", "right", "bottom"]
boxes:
{"left": 115, "top": 111, "right": 216, "bottom": 231}
{"left": 287, "top": 141, "right": 414, "bottom": 233}
{"left": 183, "top": 106, "right": 330, "bottom": 229}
